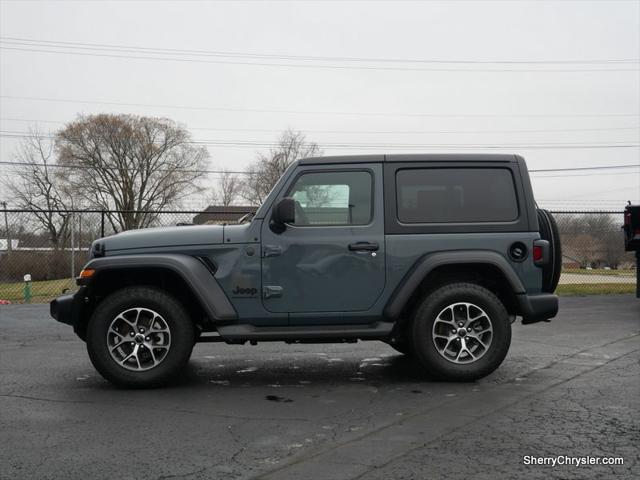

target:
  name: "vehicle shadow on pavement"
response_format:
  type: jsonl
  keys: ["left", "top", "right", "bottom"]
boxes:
{"left": 168, "top": 353, "right": 442, "bottom": 389}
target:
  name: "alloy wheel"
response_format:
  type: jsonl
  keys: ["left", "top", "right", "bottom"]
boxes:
{"left": 107, "top": 308, "right": 171, "bottom": 371}
{"left": 431, "top": 302, "right": 493, "bottom": 364}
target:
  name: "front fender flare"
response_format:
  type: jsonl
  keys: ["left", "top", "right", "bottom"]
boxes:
{"left": 83, "top": 254, "right": 237, "bottom": 322}
{"left": 383, "top": 250, "right": 525, "bottom": 319}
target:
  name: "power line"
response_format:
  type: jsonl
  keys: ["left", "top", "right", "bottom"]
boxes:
{"left": 1, "top": 131, "right": 639, "bottom": 150}
{"left": 1, "top": 117, "right": 638, "bottom": 136}
{"left": 530, "top": 170, "right": 640, "bottom": 178}
{"left": 528, "top": 164, "right": 640, "bottom": 173}
{"left": 0, "top": 159, "right": 637, "bottom": 175}
{"left": 538, "top": 201, "right": 632, "bottom": 205}
{"left": 0, "top": 160, "right": 249, "bottom": 175}
{"left": 2, "top": 43, "right": 638, "bottom": 73}
{"left": 3, "top": 37, "right": 637, "bottom": 65}
{"left": 2, "top": 95, "right": 639, "bottom": 118}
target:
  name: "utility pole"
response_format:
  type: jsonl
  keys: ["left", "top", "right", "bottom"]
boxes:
{"left": 70, "top": 203, "right": 75, "bottom": 280}
{"left": 1, "top": 201, "right": 10, "bottom": 254}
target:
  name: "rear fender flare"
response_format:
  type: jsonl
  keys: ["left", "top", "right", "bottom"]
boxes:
{"left": 383, "top": 250, "right": 525, "bottom": 319}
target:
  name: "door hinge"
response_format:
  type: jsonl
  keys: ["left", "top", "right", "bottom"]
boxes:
{"left": 263, "top": 285, "right": 283, "bottom": 299}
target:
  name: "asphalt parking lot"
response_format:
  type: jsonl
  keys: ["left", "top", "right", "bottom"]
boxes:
{"left": 1, "top": 296, "right": 638, "bottom": 480}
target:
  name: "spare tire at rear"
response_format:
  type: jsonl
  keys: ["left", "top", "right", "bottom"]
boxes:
{"left": 537, "top": 209, "right": 562, "bottom": 293}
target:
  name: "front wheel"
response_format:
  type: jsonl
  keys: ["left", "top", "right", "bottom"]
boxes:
{"left": 86, "top": 287, "right": 195, "bottom": 388}
{"left": 411, "top": 283, "right": 511, "bottom": 381}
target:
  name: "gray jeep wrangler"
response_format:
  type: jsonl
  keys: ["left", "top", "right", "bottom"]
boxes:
{"left": 51, "top": 154, "right": 560, "bottom": 388}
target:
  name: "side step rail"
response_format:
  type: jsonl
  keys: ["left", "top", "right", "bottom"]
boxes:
{"left": 200, "top": 322, "right": 394, "bottom": 344}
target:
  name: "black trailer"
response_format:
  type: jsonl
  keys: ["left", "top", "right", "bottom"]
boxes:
{"left": 623, "top": 203, "right": 640, "bottom": 297}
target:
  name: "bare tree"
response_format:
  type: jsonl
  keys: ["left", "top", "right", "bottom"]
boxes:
{"left": 56, "top": 114, "right": 209, "bottom": 232}
{"left": 558, "top": 213, "right": 629, "bottom": 268}
{"left": 241, "top": 129, "right": 321, "bottom": 205}
{"left": 211, "top": 169, "right": 241, "bottom": 206}
{"left": 602, "top": 230, "right": 625, "bottom": 268}
{"left": 4, "top": 129, "right": 72, "bottom": 249}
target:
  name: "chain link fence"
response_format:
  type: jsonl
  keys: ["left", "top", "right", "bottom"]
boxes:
{"left": 0, "top": 208, "right": 255, "bottom": 303}
{"left": 0, "top": 209, "right": 636, "bottom": 303}
{"left": 552, "top": 211, "right": 636, "bottom": 296}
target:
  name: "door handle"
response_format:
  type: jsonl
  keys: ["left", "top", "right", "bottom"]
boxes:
{"left": 348, "top": 242, "right": 379, "bottom": 252}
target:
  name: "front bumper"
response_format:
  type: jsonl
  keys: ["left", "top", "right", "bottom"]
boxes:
{"left": 517, "top": 293, "right": 559, "bottom": 325}
{"left": 50, "top": 288, "right": 88, "bottom": 339}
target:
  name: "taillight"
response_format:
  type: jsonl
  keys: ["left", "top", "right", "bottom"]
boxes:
{"left": 532, "top": 239, "right": 549, "bottom": 267}
{"left": 533, "top": 245, "right": 544, "bottom": 262}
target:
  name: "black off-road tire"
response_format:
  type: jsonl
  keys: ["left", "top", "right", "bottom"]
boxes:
{"left": 411, "top": 283, "right": 511, "bottom": 381}
{"left": 537, "top": 208, "right": 562, "bottom": 293}
{"left": 86, "top": 287, "right": 195, "bottom": 388}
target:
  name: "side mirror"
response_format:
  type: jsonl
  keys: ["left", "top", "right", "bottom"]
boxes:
{"left": 272, "top": 197, "right": 295, "bottom": 227}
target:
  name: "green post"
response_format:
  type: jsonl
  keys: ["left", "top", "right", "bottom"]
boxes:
{"left": 23, "top": 274, "right": 32, "bottom": 303}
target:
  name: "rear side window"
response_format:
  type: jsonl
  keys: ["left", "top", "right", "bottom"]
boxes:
{"left": 396, "top": 168, "right": 518, "bottom": 223}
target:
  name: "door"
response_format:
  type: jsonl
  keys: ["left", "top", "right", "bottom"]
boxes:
{"left": 261, "top": 164, "right": 385, "bottom": 317}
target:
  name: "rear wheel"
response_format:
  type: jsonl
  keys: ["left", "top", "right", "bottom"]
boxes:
{"left": 411, "top": 283, "right": 511, "bottom": 381}
{"left": 537, "top": 208, "right": 562, "bottom": 293}
{"left": 86, "top": 287, "right": 195, "bottom": 388}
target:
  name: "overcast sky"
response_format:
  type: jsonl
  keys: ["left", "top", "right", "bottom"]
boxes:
{"left": 0, "top": 0, "right": 638, "bottom": 209}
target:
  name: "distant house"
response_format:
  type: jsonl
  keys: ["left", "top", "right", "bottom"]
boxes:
{"left": 561, "top": 245, "right": 582, "bottom": 268}
{"left": 562, "top": 255, "right": 581, "bottom": 269}
{"left": 192, "top": 206, "right": 257, "bottom": 225}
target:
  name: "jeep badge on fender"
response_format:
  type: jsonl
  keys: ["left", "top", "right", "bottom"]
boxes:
{"left": 232, "top": 286, "right": 258, "bottom": 297}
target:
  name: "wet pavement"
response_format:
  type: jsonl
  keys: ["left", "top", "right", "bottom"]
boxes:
{"left": 1, "top": 296, "right": 638, "bottom": 479}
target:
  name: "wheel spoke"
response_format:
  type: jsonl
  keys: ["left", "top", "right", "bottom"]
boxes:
{"left": 439, "top": 337, "right": 456, "bottom": 355}
{"left": 467, "top": 334, "right": 489, "bottom": 349}
{"left": 109, "top": 327, "right": 127, "bottom": 339}
{"left": 148, "top": 326, "right": 170, "bottom": 335}
{"left": 436, "top": 306, "right": 456, "bottom": 325}
{"left": 462, "top": 304, "right": 470, "bottom": 322}
{"left": 433, "top": 333, "right": 451, "bottom": 340}
{"left": 474, "top": 327, "right": 492, "bottom": 336}
{"left": 110, "top": 338, "right": 129, "bottom": 351}
{"left": 148, "top": 315, "right": 169, "bottom": 334}
{"left": 120, "top": 345, "right": 138, "bottom": 365}
{"left": 146, "top": 344, "right": 157, "bottom": 364}
{"left": 116, "top": 313, "right": 136, "bottom": 328}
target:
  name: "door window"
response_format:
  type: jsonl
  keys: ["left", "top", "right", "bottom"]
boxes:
{"left": 287, "top": 171, "right": 372, "bottom": 226}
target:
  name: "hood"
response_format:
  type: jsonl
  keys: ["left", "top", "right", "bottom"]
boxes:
{"left": 98, "top": 224, "right": 224, "bottom": 253}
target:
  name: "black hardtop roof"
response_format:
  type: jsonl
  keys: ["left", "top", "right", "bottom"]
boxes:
{"left": 299, "top": 153, "right": 519, "bottom": 165}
